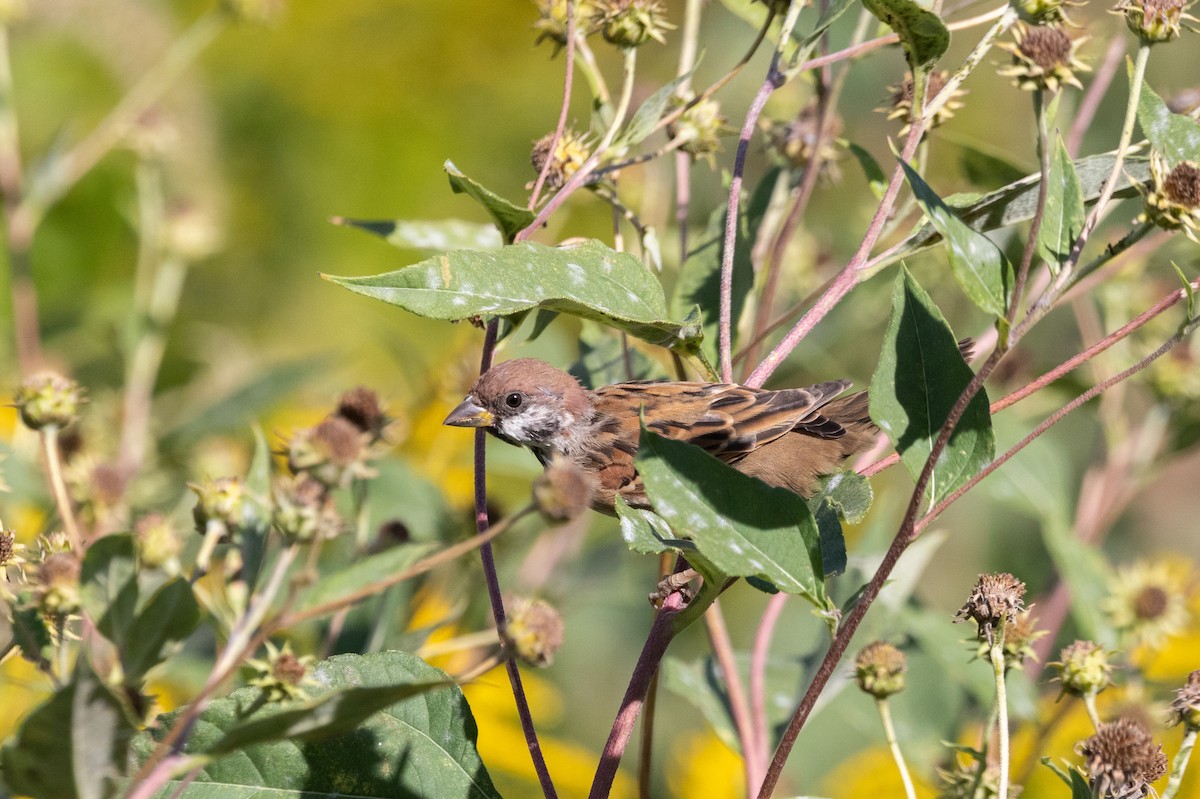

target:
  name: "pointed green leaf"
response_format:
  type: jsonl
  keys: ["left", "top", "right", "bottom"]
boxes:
{"left": 862, "top": 0, "right": 949, "bottom": 70}
{"left": 614, "top": 496, "right": 692, "bottom": 555}
{"left": 870, "top": 268, "right": 994, "bottom": 505}
{"left": 901, "top": 160, "right": 1013, "bottom": 318}
{"left": 325, "top": 239, "right": 703, "bottom": 355}
{"left": 958, "top": 142, "right": 1026, "bottom": 189}
{"left": 445, "top": 160, "right": 536, "bottom": 243}
{"left": 618, "top": 70, "right": 695, "bottom": 149}
{"left": 206, "top": 681, "right": 450, "bottom": 756}
{"left": 878, "top": 154, "right": 1151, "bottom": 271}
{"left": 1037, "top": 136, "right": 1085, "bottom": 274}
{"left": 121, "top": 578, "right": 201, "bottom": 681}
{"left": 0, "top": 659, "right": 132, "bottom": 799}
{"left": 570, "top": 321, "right": 661, "bottom": 388}
{"left": 848, "top": 142, "right": 887, "bottom": 199}
{"left": 1136, "top": 76, "right": 1200, "bottom": 166}
{"left": 332, "top": 217, "right": 503, "bottom": 253}
{"left": 9, "top": 600, "right": 53, "bottom": 669}
{"left": 132, "top": 651, "right": 501, "bottom": 799}
{"left": 806, "top": 471, "right": 873, "bottom": 578}
{"left": 80, "top": 534, "right": 138, "bottom": 649}
{"left": 636, "top": 427, "right": 825, "bottom": 604}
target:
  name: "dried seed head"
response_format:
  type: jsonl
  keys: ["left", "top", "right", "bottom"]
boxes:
{"left": 1169, "top": 669, "right": 1200, "bottom": 730}
{"left": 13, "top": 372, "right": 85, "bottom": 431}
{"left": 37, "top": 551, "right": 82, "bottom": 616}
{"left": 881, "top": 70, "right": 966, "bottom": 134}
{"left": 1052, "top": 639, "right": 1115, "bottom": 697}
{"left": 592, "top": 0, "right": 674, "bottom": 48}
{"left": 668, "top": 96, "right": 728, "bottom": 166}
{"left": 287, "top": 416, "right": 373, "bottom": 488}
{"left": 997, "top": 23, "right": 1089, "bottom": 92}
{"left": 135, "top": 514, "right": 183, "bottom": 574}
{"left": 853, "top": 641, "right": 908, "bottom": 698}
{"left": 1138, "top": 154, "right": 1200, "bottom": 242}
{"left": 502, "top": 596, "right": 565, "bottom": 667}
{"left": 936, "top": 756, "right": 1006, "bottom": 799}
{"left": 761, "top": 103, "right": 844, "bottom": 173}
{"left": 272, "top": 473, "right": 340, "bottom": 544}
{"left": 955, "top": 572, "right": 1027, "bottom": 639}
{"left": 335, "top": 386, "right": 388, "bottom": 438}
{"left": 530, "top": 128, "right": 592, "bottom": 192}
{"left": 1077, "top": 718, "right": 1167, "bottom": 798}
{"left": 1115, "top": 0, "right": 1196, "bottom": 43}
{"left": 0, "top": 529, "right": 14, "bottom": 566}
{"left": 533, "top": 456, "right": 596, "bottom": 523}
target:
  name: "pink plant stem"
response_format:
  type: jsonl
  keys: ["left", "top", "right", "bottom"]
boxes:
{"left": 704, "top": 600, "right": 762, "bottom": 796}
{"left": 472, "top": 320, "right": 558, "bottom": 799}
{"left": 749, "top": 592, "right": 789, "bottom": 785}
{"left": 719, "top": 67, "right": 784, "bottom": 382}
{"left": 1066, "top": 35, "right": 1126, "bottom": 159}
{"left": 589, "top": 589, "right": 689, "bottom": 799}
{"left": 528, "top": 0, "right": 577, "bottom": 210}
{"left": 746, "top": 120, "right": 927, "bottom": 388}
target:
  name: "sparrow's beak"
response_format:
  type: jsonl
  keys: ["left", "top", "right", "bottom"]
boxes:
{"left": 443, "top": 396, "right": 494, "bottom": 428}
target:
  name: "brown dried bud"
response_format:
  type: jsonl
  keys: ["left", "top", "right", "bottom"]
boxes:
{"left": 955, "top": 572, "right": 1027, "bottom": 639}
{"left": 1115, "top": 0, "right": 1196, "bottom": 43}
{"left": 997, "top": 24, "right": 1089, "bottom": 92}
{"left": 247, "top": 641, "right": 316, "bottom": 703}
{"left": 530, "top": 128, "right": 592, "bottom": 192}
{"left": 37, "top": 551, "right": 82, "bottom": 616}
{"left": 502, "top": 596, "right": 565, "bottom": 667}
{"left": 881, "top": 70, "right": 966, "bottom": 134}
{"left": 1169, "top": 669, "right": 1200, "bottom": 730}
{"left": 1077, "top": 718, "right": 1167, "bottom": 798}
{"left": 272, "top": 473, "right": 340, "bottom": 544}
{"left": 287, "top": 416, "right": 372, "bottom": 488}
{"left": 335, "top": 386, "right": 387, "bottom": 438}
{"left": 532, "top": 457, "right": 596, "bottom": 523}
{"left": 0, "top": 529, "right": 14, "bottom": 566}
{"left": 1139, "top": 154, "right": 1200, "bottom": 241}
{"left": 853, "top": 641, "right": 907, "bottom": 698}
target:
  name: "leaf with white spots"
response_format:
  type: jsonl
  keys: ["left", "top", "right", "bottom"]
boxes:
{"left": 332, "top": 217, "right": 503, "bottom": 253}
{"left": 636, "top": 426, "right": 826, "bottom": 605}
{"left": 324, "top": 239, "right": 704, "bottom": 355}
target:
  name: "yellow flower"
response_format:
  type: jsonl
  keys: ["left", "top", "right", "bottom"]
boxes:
{"left": 668, "top": 730, "right": 744, "bottom": 799}
{"left": 1104, "top": 556, "right": 1192, "bottom": 651}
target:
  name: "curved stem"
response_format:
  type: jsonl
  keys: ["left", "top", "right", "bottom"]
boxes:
{"left": 1082, "top": 692, "right": 1103, "bottom": 731}
{"left": 878, "top": 698, "right": 917, "bottom": 799}
{"left": 1164, "top": 728, "right": 1198, "bottom": 799}
{"left": 990, "top": 626, "right": 1010, "bottom": 799}
{"left": 749, "top": 593, "right": 787, "bottom": 786}
{"left": 41, "top": 427, "right": 83, "bottom": 551}
{"left": 529, "top": 0, "right": 578, "bottom": 209}
{"left": 704, "top": 600, "right": 760, "bottom": 797}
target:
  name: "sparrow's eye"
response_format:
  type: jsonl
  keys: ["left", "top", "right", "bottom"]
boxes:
{"left": 504, "top": 392, "right": 523, "bottom": 409}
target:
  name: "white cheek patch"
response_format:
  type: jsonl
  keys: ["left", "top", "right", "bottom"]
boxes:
{"left": 498, "top": 404, "right": 570, "bottom": 445}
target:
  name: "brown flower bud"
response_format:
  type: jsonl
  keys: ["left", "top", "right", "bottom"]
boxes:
{"left": 502, "top": 596, "right": 565, "bottom": 667}
{"left": 955, "top": 572, "right": 1027, "bottom": 639}
{"left": 1169, "top": 669, "right": 1200, "bottom": 730}
{"left": 272, "top": 473, "right": 340, "bottom": 544}
{"left": 37, "top": 551, "right": 82, "bottom": 616}
{"left": 854, "top": 641, "right": 907, "bottom": 698}
{"left": 335, "top": 386, "right": 388, "bottom": 438}
{"left": 532, "top": 456, "right": 596, "bottom": 523}
{"left": 1115, "top": 0, "right": 1196, "bottom": 43}
{"left": 530, "top": 128, "right": 592, "bottom": 192}
{"left": 997, "top": 23, "right": 1089, "bottom": 93}
{"left": 1077, "top": 718, "right": 1167, "bottom": 798}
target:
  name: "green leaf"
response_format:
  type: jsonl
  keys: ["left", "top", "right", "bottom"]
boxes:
{"left": 806, "top": 471, "right": 873, "bottom": 579}
{"left": 958, "top": 142, "right": 1026, "bottom": 189}
{"left": 862, "top": 0, "right": 949, "bottom": 70}
{"left": 238, "top": 427, "right": 273, "bottom": 593}
{"left": 325, "top": 239, "right": 703, "bottom": 355}
{"left": 121, "top": 578, "right": 201, "bottom": 681}
{"left": 9, "top": 601, "right": 53, "bottom": 670}
{"left": 291, "top": 542, "right": 437, "bottom": 616}
{"left": 636, "top": 427, "right": 826, "bottom": 604}
{"left": 671, "top": 168, "right": 779, "bottom": 365}
{"left": 618, "top": 70, "right": 694, "bottom": 149}
{"left": 660, "top": 656, "right": 740, "bottom": 754}
{"left": 1037, "top": 137, "right": 1085, "bottom": 275}
{"left": 848, "top": 142, "right": 887, "bottom": 199}
{"left": 870, "top": 268, "right": 994, "bottom": 505}
{"left": 570, "top": 321, "right": 662, "bottom": 388}
{"left": 80, "top": 534, "right": 138, "bottom": 649}
{"left": 901, "top": 161, "right": 1013, "bottom": 318}
{"left": 206, "top": 681, "right": 449, "bottom": 756}
{"left": 797, "top": 0, "right": 858, "bottom": 47}
{"left": 132, "top": 651, "right": 501, "bottom": 799}
{"left": 879, "top": 153, "right": 1151, "bottom": 271}
{"left": 1136, "top": 76, "right": 1200, "bottom": 166}
{"left": 332, "top": 217, "right": 503, "bottom": 253}
{"left": 0, "top": 659, "right": 132, "bottom": 799}
{"left": 445, "top": 160, "right": 536, "bottom": 244}
{"left": 614, "top": 496, "right": 692, "bottom": 555}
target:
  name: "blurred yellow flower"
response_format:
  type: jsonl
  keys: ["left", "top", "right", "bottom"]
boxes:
{"left": 668, "top": 730, "right": 743, "bottom": 799}
{"left": 822, "top": 745, "right": 936, "bottom": 798}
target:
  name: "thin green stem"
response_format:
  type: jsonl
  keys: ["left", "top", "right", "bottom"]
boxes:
{"left": 599, "top": 48, "right": 638, "bottom": 154}
{"left": 877, "top": 698, "right": 917, "bottom": 799}
{"left": 990, "top": 623, "right": 1011, "bottom": 799}
{"left": 1163, "top": 727, "right": 1197, "bottom": 799}
{"left": 1082, "top": 692, "right": 1103, "bottom": 731}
